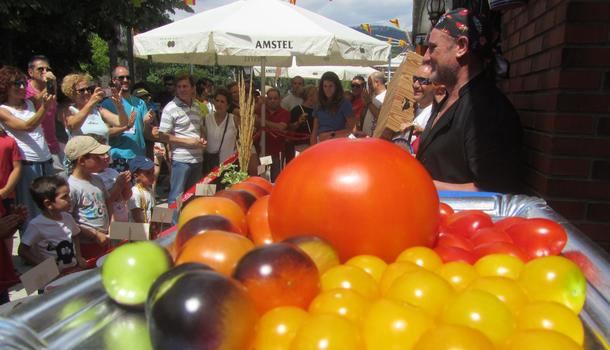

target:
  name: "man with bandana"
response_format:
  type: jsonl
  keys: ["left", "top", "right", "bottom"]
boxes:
{"left": 416, "top": 8, "right": 522, "bottom": 193}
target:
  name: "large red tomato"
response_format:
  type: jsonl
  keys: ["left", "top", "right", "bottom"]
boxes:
{"left": 268, "top": 138, "right": 439, "bottom": 262}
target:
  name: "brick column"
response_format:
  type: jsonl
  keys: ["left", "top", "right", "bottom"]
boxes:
{"left": 500, "top": 0, "right": 610, "bottom": 251}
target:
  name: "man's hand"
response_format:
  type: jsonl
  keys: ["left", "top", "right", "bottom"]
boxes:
{"left": 127, "top": 110, "right": 137, "bottom": 128}
{"left": 77, "top": 256, "right": 88, "bottom": 268}
{"left": 188, "top": 138, "right": 207, "bottom": 149}
{"left": 143, "top": 109, "right": 154, "bottom": 124}
{"left": 42, "top": 92, "right": 56, "bottom": 109}
{"left": 151, "top": 126, "right": 160, "bottom": 138}
{"left": 110, "top": 87, "right": 122, "bottom": 106}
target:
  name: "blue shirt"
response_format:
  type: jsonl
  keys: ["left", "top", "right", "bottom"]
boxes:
{"left": 314, "top": 99, "right": 352, "bottom": 134}
{"left": 101, "top": 96, "right": 147, "bottom": 160}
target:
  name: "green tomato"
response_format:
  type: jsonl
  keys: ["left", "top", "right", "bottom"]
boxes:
{"left": 102, "top": 241, "right": 172, "bottom": 307}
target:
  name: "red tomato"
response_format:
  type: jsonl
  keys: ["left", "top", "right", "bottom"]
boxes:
{"left": 473, "top": 242, "right": 528, "bottom": 262}
{"left": 435, "top": 232, "right": 474, "bottom": 252}
{"left": 439, "top": 202, "right": 455, "bottom": 223}
{"left": 445, "top": 210, "right": 494, "bottom": 239}
{"left": 247, "top": 195, "right": 274, "bottom": 245}
{"left": 494, "top": 217, "right": 526, "bottom": 232}
{"left": 470, "top": 227, "right": 513, "bottom": 248}
{"left": 505, "top": 218, "right": 568, "bottom": 260}
{"left": 434, "top": 246, "right": 477, "bottom": 264}
{"left": 268, "top": 138, "right": 440, "bottom": 262}
{"left": 244, "top": 176, "right": 273, "bottom": 194}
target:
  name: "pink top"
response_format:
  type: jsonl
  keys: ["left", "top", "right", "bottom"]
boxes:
{"left": 26, "top": 81, "right": 59, "bottom": 154}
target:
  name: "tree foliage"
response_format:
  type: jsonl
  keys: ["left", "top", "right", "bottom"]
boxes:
{"left": 0, "top": 0, "right": 192, "bottom": 76}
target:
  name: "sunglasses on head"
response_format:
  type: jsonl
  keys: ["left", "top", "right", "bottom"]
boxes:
{"left": 412, "top": 76, "right": 432, "bottom": 85}
{"left": 76, "top": 86, "right": 96, "bottom": 94}
{"left": 13, "top": 80, "right": 27, "bottom": 88}
{"left": 116, "top": 75, "right": 130, "bottom": 81}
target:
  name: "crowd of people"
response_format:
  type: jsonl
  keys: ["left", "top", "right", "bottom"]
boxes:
{"left": 0, "top": 8, "right": 522, "bottom": 305}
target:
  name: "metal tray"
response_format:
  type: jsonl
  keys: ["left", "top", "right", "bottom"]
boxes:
{"left": 1, "top": 194, "right": 608, "bottom": 349}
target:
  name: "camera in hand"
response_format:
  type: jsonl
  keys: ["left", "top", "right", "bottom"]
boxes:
{"left": 46, "top": 79, "right": 55, "bottom": 95}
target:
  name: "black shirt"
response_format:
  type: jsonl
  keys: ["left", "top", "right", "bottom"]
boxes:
{"left": 416, "top": 73, "right": 523, "bottom": 194}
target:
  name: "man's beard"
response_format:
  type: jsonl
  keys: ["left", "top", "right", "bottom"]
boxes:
{"left": 432, "top": 64, "right": 457, "bottom": 87}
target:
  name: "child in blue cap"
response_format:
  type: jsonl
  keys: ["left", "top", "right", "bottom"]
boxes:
{"left": 128, "top": 156, "right": 155, "bottom": 224}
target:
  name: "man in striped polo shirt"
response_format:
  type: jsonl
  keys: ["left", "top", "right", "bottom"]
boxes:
{"left": 158, "top": 74, "right": 206, "bottom": 210}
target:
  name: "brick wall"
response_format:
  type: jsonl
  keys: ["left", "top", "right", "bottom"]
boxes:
{"left": 500, "top": 0, "right": 610, "bottom": 251}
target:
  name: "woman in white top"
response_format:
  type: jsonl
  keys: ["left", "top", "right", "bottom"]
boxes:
{"left": 203, "top": 88, "right": 239, "bottom": 174}
{"left": 61, "top": 73, "right": 128, "bottom": 142}
{"left": 0, "top": 66, "right": 55, "bottom": 231}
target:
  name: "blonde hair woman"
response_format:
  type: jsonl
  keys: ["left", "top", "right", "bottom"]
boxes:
{"left": 61, "top": 74, "right": 128, "bottom": 141}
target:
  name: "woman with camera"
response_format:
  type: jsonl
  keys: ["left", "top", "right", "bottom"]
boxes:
{"left": 0, "top": 66, "right": 55, "bottom": 231}
{"left": 61, "top": 73, "right": 129, "bottom": 142}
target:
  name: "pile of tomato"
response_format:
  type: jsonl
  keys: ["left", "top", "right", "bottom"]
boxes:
{"left": 101, "top": 138, "right": 589, "bottom": 350}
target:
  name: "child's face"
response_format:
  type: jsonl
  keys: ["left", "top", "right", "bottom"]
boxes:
{"left": 50, "top": 185, "right": 71, "bottom": 212}
{"left": 135, "top": 168, "right": 155, "bottom": 187}
{"left": 79, "top": 153, "right": 109, "bottom": 173}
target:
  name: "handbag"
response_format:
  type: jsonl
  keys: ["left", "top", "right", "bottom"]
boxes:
{"left": 204, "top": 114, "right": 230, "bottom": 173}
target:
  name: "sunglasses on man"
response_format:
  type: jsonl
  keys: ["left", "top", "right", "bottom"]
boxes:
{"left": 412, "top": 76, "right": 432, "bottom": 85}
{"left": 115, "top": 75, "right": 131, "bottom": 81}
{"left": 35, "top": 67, "right": 52, "bottom": 73}
{"left": 351, "top": 83, "right": 366, "bottom": 89}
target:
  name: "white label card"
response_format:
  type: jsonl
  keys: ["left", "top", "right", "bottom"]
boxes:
{"left": 109, "top": 222, "right": 150, "bottom": 241}
{"left": 195, "top": 183, "right": 217, "bottom": 196}
{"left": 257, "top": 165, "right": 267, "bottom": 176}
{"left": 259, "top": 156, "right": 273, "bottom": 166}
{"left": 151, "top": 206, "right": 175, "bottom": 223}
{"left": 20, "top": 257, "right": 60, "bottom": 295}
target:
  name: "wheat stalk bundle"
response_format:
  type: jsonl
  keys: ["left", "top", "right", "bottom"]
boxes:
{"left": 237, "top": 75, "right": 256, "bottom": 171}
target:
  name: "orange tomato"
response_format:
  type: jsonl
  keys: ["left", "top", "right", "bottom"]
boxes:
{"left": 247, "top": 195, "right": 274, "bottom": 245}
{"left": 230, "top": 181, "right": 268, "bottom": 199}
{"left": 268, "top": 138, "right": 439, "bottom": 262}
{"left": 214, "top": 189, "right": 256, "bottom": 214}
{"left": 177, "top": 196, "right": 248, "bottom": 234}
{"left": 175, "top": 230, "right": 254, "bottom": 276}
{"left": 244, "top": 176, "right": 273, "bottom": 194}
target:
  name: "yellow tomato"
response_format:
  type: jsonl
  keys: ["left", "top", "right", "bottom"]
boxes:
{"left": 254, "top": 307, "right": 308, "bottom": 350}
{"left": 308, "top": 289, "right": 370, "bottom": 323}
{"left": 379, "top": 262, "right": 422, "bottom": 295}
{"left": 345, "top": 255, "right": 387, "bottom": 283}
{"left": 475, "top": 254, "right": 524, "bottom": 280}
{"left": 502, "top": 330, "right": 582, "bottom": 350}
{"left": 440, "top": 289, "right": 515, "bottom": 346}
{"left": 291, "top": 313, "right": 363, "bottom": 350}
{"left": 435, "top": 261, "right": 478, "bottom": 292}
{"left": 413, "top": 324, "right": 494, "bottom": 350}
{"left": 385, "top": 269, "right": 454, "bottom": 316}
{"left": 362, "top": 298, "right": 434, "bottom": 350}
{"left": 516, "top": 302, "right": 584, "bottom": 345}
{"left": 395, "top": 246, "right": 442, "bottom": 271}
{"left": 468, "top": 277, "right": 528, "bottom": 315}
{"left": 320, "top": 265, "right": 378, "bottom": 299}
{"left": 518, "top": 256, "right": 587, "bottom": 313}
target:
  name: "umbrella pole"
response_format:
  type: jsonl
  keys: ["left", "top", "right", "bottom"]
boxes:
{"left": 387, "top": 51, "right": 392, "bottom": 81}
{"left": 261, "top": 57, "right": 267, "bottom": 156}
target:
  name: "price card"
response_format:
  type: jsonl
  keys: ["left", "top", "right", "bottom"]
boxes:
{"left": 151, "top": 206, "right": 175, "bottom": 224}
{"left": 195, "top": 183, "right": 217, "bottom": 196}
{"left": 259, "top": 156, "right": 273, "bottom": 166}
{"left": 109, "top": 222, "right": 150, "bottom": 241}
{"left": 20, "top": 257, "right": 60, "bottom": 295}
{"left": 257, "top": 165, "right": 267, "bottom": 176}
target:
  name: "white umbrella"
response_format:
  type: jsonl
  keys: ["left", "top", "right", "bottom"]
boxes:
{"left": 134, "top": 0, "right": 391, "bottom": 154}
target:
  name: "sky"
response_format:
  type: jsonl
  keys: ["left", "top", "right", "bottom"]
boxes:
{"left": 172, "top": 0, "right": 414, "bottom": 32}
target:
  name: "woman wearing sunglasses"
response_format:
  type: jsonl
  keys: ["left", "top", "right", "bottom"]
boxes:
{"left": 0, "top": 66, "right": 55, "bottom": 231}
{"left": 61, "top": 73, "right": 128, "bottom": 142}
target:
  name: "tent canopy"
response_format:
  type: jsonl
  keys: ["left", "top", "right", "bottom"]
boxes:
{"left": 253, "top": 57, "right": 380, "bottom": 81}
{"left": 133, "top": 0, "right": 390, "bottom": 67}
